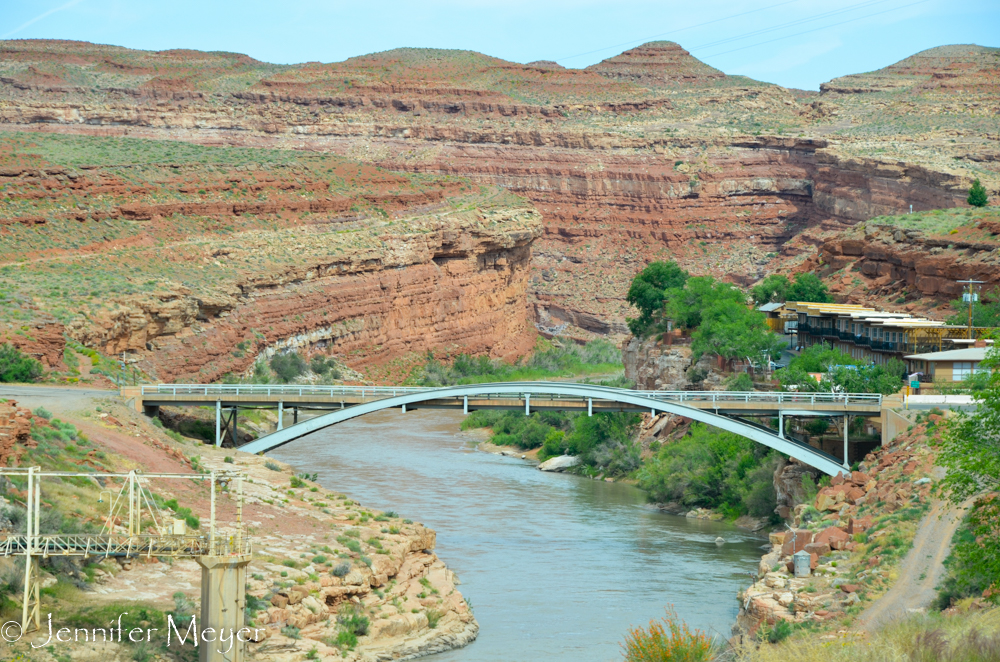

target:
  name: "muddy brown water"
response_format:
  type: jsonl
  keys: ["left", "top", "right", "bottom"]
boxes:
{"left": 272, "top": 409, "right": 764, "bottom": 662}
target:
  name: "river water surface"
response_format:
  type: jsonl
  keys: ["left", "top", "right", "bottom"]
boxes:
{"left": 272, "top": 409, "right": 764, "bottom": 662}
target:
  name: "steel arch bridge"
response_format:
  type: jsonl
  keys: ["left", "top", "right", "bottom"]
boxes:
{"left": 195, "top": 382, "right": 872, "bottom": 475}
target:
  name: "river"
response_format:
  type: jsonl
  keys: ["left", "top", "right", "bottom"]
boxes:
{"left": 271, "top": 409, "right": 764, "bottom": 662}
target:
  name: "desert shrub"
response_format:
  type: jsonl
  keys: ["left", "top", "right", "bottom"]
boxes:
{"left": 967, "top": 178, "right": 988, "bottom": 207}
{"left": 426, "top": 608, "right": 443, "bottom": 629}
{"left": 334, "top": 630, "right": 357, "bottom": 649}
{"left": 264, "top": 461, "right": 282, "bottom": 471}
{"left": 269, "top": 351, "right": 308, "bottom": 383}
{"left": 336, "top": 606, "right": 369, "bottom": 636}
{"left": 33, "top": 406, "right": 53, "bottom": 420}
{"left": 0, "top": 344, "right": 43, "bottom": 383}
{"left": 331, "top": 562, "right": 351, "bottom": 577}
{"left": 621, "top": 607, "right": 715, "bottom": 662}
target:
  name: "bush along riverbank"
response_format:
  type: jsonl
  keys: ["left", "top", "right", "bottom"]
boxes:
{"left": 464, "top": 408, "right": 785, "bottom": 529}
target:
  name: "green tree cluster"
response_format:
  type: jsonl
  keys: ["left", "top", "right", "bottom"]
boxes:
{"left": 625, "top": 261, "right": 689, "bottom": 337}
{"left": 937, "top": 342, "right": 1000, "bottom": 604}
{"left": 751, "top": 272, "right": 833, "bottom": 305}
{"left": 0, "top": 343, "right": 42, "bottom": 383}
{"left": 967, "top": 178, "right": 989, "bottom": 208}
{"left": 775, "top": 343, "right": 905, "bottom": 394}
{"left": 637, "top": 423, "right": 781, "bottom": 519}
{"left": 626, "top": 263, "right": 785, "bottom": 362}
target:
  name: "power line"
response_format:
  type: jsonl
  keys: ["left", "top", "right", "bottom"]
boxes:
{"left": 695, "top": 0, "right": 934, "bottom": 59}
{"left": 553, "top": 0, "right": 803, "bottom": 63}
{"left": 688, "top": 0, "right": 897, "bottom": 52}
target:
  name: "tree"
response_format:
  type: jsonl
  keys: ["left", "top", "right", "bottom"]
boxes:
{"left": 625, "top": 261, "right": 689, "bottom": 337}
{"left": 967, "top": 178, "right": 989, "bottom": 208}
{"left": 691, "top": 298, "right": 784, "bottom": 362}
{"left": 751, "top": 274, "right": 790, "bottom": 305}
{"left": 785, "top": 273, "right": 832, "bottom": 303}
{"left": 946, "top": 287, "right": 1000, "bottom": 327}
{"left": 938, "top": 342, "right": 1000, "bottom": 601}
{"left": 663, "top": 276, "right": 744, "bottom": 330}
{"left": 0, "top": 343, "right": 43, "bottom": 383}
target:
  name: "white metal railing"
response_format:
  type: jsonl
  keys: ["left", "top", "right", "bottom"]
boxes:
{"left": 0, "top": 532, "right": 251, "bottom": 558}
{"left": 141, "top": 383, "right": 882, "bottom": 406}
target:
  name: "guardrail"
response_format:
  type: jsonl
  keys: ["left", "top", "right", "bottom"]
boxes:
{"left": 0, "top": 532, "right": 251, "bottom": 558}
{"left": 141, "top": 383, "right": 882, "bottom": 406}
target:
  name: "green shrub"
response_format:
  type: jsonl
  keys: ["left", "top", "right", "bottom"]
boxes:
{"left": 33, "top": 406, "right": 53, "bottom": 420}
{"left": 270, "top": 351, "right": 308, "bottom": 383}
{"left": 335, "top": 630, "right": 357, "bottom": 649}
{"left": 264, "top": 460, "right": 282, "bottom": 471}
{"left": 967, "top": 178, "right": 988, "bottom": 207}
{"left": 331, "top": 562, "right": 351, "bottom": 577}
{"left": 336, "top": 606, "right": 370, "bottom": 636}
{"left": 0, "top": 344, "right": 43, "bottom": 383}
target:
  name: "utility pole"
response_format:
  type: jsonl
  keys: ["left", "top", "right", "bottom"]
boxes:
{"left": 958, "top": 279, "right": 984, "bottom": 340}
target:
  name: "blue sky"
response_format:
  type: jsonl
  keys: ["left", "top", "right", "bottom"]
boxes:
{"left": 2, "top": 0, "right": 997, "bottom": 90}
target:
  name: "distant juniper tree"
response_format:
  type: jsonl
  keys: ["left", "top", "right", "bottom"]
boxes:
{"left": 967, "top": 178, "right": 988, "bottom": 208}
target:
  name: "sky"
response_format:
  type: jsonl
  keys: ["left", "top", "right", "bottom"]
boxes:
{"left": 1, "top": 0, "right": 998, "bottom": 90}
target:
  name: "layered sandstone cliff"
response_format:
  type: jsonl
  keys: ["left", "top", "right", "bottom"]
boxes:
{"left": 1, "top": 40, "right": 996, "bottom": 341}
{"left": 0, "top": 130, "right": 542, "bottom": 382}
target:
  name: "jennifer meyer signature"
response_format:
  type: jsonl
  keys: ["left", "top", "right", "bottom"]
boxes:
{"left": 2, "top": 613, "right": 265, "bottom": 654}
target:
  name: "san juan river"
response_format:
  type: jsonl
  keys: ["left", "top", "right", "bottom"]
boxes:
{"left": 272, "top": 409, "right": 765, "bottom": 662}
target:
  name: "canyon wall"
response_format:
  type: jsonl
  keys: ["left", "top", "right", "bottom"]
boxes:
{"left": 88, "top": 210, "right": 543, "bottom": 383}
{"left": 3, "top": 40, "right": 996, "bottom": 343}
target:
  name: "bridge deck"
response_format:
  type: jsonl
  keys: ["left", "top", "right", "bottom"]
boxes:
{"left": 126, "top": 385, "right": 882, "bottom": 415}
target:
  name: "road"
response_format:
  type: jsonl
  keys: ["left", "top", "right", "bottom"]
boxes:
{"left": 0, "top": 384, "right": 118, "bottom": 413}
{"left": 854, "top": 497, "right": 968, "bottom": 631}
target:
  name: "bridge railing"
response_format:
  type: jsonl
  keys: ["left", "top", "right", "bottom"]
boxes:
{"left": 141, "top": 383, "right": 882, "bottom": 406}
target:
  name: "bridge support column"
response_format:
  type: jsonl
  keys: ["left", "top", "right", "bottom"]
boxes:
{"left": 215, "top": 401, "right": 221, "bottom": 447}
{"left": 778, "top": 413, "right": 784, "bottom": 439}
{"left": 587, "top": 398, "right": 592, "bottom": 417}
{"left": 463, "top": 396, "right": 468, "bottom": 415}
{"left": 402, "top": 404, "right": 407, "bottom": 413}
{"left": 196, "top": 552, "right": 253, "bottom": 662}
{"left": 293, "top": 408, "right": 298, "bottom": 424}
{"left": 843, "top": 415, "right": 850, "bottom": 469}
{"left": 525, "top": 394, "right": 530, "bottom": 416}
{"left": 277, "top": 402, "right": 283, "bottom": 431}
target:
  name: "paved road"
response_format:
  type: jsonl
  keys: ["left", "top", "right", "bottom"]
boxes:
{"left": 855, "top": 497, "right": 968, "bottom": 631}
{"left": 0, "top": 384, "right": 118, "bottom": 412}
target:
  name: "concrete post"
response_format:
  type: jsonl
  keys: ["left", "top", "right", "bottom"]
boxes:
{"left": 196, "top": 553, "right": 252, "bottom": 662}
{"left": 277, "top": 401, "right": 283, "bottom": 431}
{"left": 843, "top": 415, "right": 850, "bottom": 469}
{"left": 778, "top": 412, "right": 784, "bottom": 439}
{"left": 293, "top": 408, "right": 298, "bottom": 424}
{"left": 525, "top": 394, "right": 530, "bottom": 416}
{"left": 215, "top": 401, "right": 222, "bottom": 447}
{"left": 587, "top": 398, "right": 592, "bottom": 417}
{"left": 463, "top": 396, "right": 468, "bottom": 415}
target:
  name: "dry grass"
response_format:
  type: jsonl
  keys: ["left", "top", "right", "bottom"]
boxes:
{"left": 733, "top": 607, "right": 1000, "bottom": 662}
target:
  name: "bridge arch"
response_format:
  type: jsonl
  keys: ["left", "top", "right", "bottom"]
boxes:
{"left": 238, "top": 382, "right": 848, "bottom": 475}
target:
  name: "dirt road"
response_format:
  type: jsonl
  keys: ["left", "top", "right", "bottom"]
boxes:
{"left": 855, "top": 498, "right": 968, "bottom": 631}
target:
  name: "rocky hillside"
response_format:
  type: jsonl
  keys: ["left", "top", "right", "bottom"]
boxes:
{"left": 737, "top": 414, "right": 942, "bottom": 636}
{"left": 775, "top": 206, "right": 1000, "bottom": 314}
{"left": 1, "top": 40, "right": 996, "bottom": 341}
{"left": 0, "top": 131, "right": 542, "bottom": 382}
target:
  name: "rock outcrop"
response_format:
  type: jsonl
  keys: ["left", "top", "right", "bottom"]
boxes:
{"left": 623, "top": 335, "right": 726, "bottom": 391}
{"left": 0, "top": 400, "right": 32, "bottom": 466}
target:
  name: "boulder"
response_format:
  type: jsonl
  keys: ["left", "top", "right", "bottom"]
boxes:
{"left": 849, "top": 516, "right": 874, "bottom": 535}
{"left": 538, "top": 455, "right": 581, "bottom": 472}
{"left": 270, "top": 594, "right": 289, "bottom": 608}
{"left": 815, "top": 526, "right": 850, "bottom": 550}
{"left": 804, "top": 542, "right": 831, "bottom": 557}
{"left": 780, "top": 529, "right": 814, "bottom": 556}
{"left": 816, "top": 487, "right": 847, "bottom": 511}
